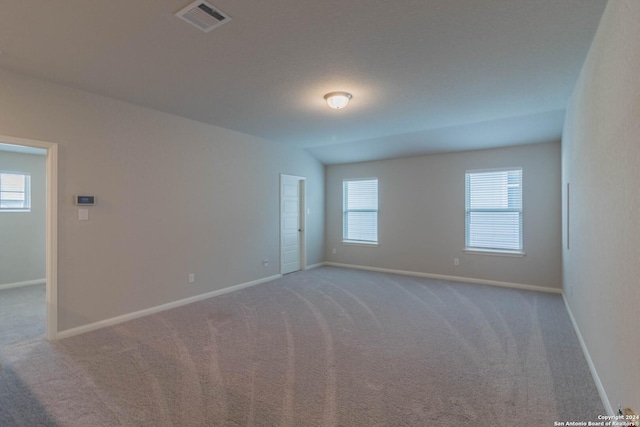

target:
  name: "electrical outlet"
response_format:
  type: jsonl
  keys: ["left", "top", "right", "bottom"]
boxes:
{"left": 332, "top": 248, "right": 336, "bottom": 254}
{"left": 188, "top": 273, "right": 195, "bottom": 284}
{"left": 454, "top": 258, "right": 459, "bottom": 266}
{"left": 263, "top": 258, "right": 269, "bottom": 267}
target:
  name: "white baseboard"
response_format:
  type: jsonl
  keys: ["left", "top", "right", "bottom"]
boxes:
{"left": 304, "top": 263, "right": 324, "bottom": 270}
{"left": 56, "top": 274, "right": 282, "bottom": 340}
{"left": 0, "top": 279, "right": 46, "bottom": 291}
{"left": 562, "top": 294, "right": 613, "bottom": 416}
{"left": 323, "top": 262, "right": 561, "bottom": 294}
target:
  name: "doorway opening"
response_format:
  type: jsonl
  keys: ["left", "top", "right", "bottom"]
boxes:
{"left": 280, "top": 174, "right": 306, "bottom": 275}
{"left": 0, "top": 135, "right": 58, "bottom": 342}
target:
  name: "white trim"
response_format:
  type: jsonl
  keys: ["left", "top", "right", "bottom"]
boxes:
{"left": 0, "top": 134, "right": 58, "bottom": 342}
{"left": 0, "top": 142, "right": 47, "bottom": 155}
{"left": 0, "top": 279, "right": 46, "bottom": 291}
{"left": 56, "top": 274, "right": 282, "bottom": 340}
{"left": 465, "top": 166, "right": 523, "bottom": 174}
{"left": 304, "top": 263, "right": 325, "bottom": 270}
{"left": 341, "top": 177, "right": 378, "bottom": 183}
{"left": 341, "top": 240, "right": 379, "bottom": 247}
{"left": 300, "top": 179, "right": 307, "bottom": 270}
{"left": 464, "top": 248, "right": 525, "bottom": 257}
{"left": 324, "top": 262, "right": 561, "bottom": 294}
{"left": 47, "top": 142, "right": 58, "bottom": 341}
{"left": 562, "top": 294, "right": 613, "bottom": 416}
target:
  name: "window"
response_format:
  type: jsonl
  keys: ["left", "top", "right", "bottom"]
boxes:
{"left": 0, "top": 171, "right": 31, "bottom": 212}
{"left": 343, "top": 179, "right": 378, "bottom": 244}
{"left": 465, "top": 168, "right": 522, "bottom": 253}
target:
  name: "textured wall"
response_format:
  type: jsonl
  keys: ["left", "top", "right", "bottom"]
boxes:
{"left": 326, "top": 142, "right": 562, "bottom": 289}
{"left": 0, "top": 68, "right": 325, "bottom": 332}
{"left": 0, "top": 151, "right": 46, "bottom": 285}
{"left": 562, "top": 0, "right": 640, "bottom": 413}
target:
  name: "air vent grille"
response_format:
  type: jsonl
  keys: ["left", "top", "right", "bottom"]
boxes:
{"left": 176, "top": 1, "right": 231, "bottom": 32}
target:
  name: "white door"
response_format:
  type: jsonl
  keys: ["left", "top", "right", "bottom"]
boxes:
{"left": 280, "top": 175, "right": 304, "bottom": 274}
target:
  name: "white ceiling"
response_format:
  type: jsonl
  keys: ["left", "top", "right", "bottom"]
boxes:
{"left": 0, "top": 0, "right": 607, "bottom": 164}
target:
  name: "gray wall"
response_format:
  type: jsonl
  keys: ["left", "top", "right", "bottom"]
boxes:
{"left": 0, "top": 151, "right": 46, "bottom": 286}
{"left": 326, "top": 142, "right": 562, "bottom": 289}
{"left": 562, "top": 0, "right": 640, "bottom": 413}
{"left": 0, "top": 68, "right": 325, "bottom": 332}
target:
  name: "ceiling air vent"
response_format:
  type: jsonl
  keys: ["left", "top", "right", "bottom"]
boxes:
{"left": 175, "top": 1, "right": 232, "bottom": 32}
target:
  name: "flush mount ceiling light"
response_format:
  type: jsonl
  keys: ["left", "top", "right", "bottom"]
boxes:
{"left": 324, "top": 91, "right": 352, "bottom": 110}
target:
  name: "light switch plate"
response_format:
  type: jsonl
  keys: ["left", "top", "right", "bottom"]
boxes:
{"left": 78, "top": 208, "right": 89, "bottom": 221}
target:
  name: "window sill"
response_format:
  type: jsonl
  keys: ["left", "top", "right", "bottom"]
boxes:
{"left": 0, "top": 209, "right": 31, "bottom": 213}
{"left": 342, "top": 240, "right": 379, "bottom": 247}
{"left": 464, "top": 248, "right": 525, "bottom": 257}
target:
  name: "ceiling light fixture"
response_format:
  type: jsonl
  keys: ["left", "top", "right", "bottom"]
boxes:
{"left": 324, "top": 91, "right": 352, "bottom": 110}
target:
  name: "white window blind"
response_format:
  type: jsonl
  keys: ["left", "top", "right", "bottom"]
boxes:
{"left": 343, "top": 179, "right": 378, "bottom": 243}
{"left": 0, "top": 172, "right": 31, "bottom": 212}
{"left": 465, "top": 168, "right": 522, "bottom": 252}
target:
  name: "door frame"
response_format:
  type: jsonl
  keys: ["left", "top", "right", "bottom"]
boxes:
{"left": 280, "top": 174, "right": 306, "bottom": 274}
{"left": 0, "top": 134, "right": 58, "bottom": 341}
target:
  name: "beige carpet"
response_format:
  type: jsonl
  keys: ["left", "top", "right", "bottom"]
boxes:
{"left": 0, "top": 283, "right": 46, "bottom": 347}
{"left": 0, "top": 267, "right": 604, "bottom": 426}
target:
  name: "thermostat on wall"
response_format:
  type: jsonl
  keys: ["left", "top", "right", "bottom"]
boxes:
{"left": 75, "top": 195, "right": 96, "bottom": 206}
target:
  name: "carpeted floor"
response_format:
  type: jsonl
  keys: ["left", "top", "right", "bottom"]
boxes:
{"left": 0, "top": 283, "right": 46, "bottom": 347}
{"left": 0, "top": 267, "right": 604, "bottom": 426}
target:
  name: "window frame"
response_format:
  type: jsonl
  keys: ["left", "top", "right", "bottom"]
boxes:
{"left": 342, "top": 178, "right": 379, "bottom": 245}
{"left": 0, "top": 170, "right": 32, "bottom": 213}
{"left": 464, "top": 167, "right": 524, "bottom": 256}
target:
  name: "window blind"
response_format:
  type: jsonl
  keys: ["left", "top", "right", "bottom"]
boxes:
{"left": 0, "top": 172, "right": 31, "bottom": 211}
{"left": 343, "top": 179, "right": 378, "bottom": 243}
{"left": 465, "top": 168, "right": 522, "bottom": 252}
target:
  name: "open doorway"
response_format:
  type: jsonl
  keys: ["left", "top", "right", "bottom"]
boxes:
{"left": 0, "top": 145, "right": 46, "bottom": 345}
{"left": 0, "top": 135, "right": 58, "bottom": 342}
